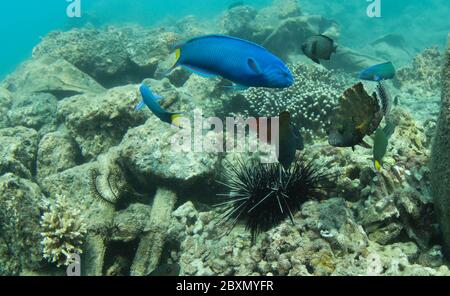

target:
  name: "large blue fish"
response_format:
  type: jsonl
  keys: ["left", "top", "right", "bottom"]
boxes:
{"left": 166, "top": 35, "right": 294, "bottom": 89}
{"left": 135, "top": 84, "right": 182, "bottom": 127}
{"left": 359, "top": 61, "right": 396, "bottom": 82}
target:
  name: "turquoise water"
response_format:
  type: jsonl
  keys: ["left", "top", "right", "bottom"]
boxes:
{"left": 1, "top": 0, "right": 448, "bottom": 79}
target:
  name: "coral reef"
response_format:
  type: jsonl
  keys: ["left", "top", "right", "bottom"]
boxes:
{"left": 36, "top": 129, "right": 81, "bottom": 181}
{"left": 40, "top": 195, "right": 88, "bottom": 267}
{"left": 0, "top": 127, "right": 38, "bottom": 179}
{"left": 430, "top": 35, "right": 450, "bottom": 257}
{"left": 0, "top": 0, "right": 447, "bottom": 276}
{"left": 240, "top": 64, "right": 353, "bottom": 139}
{"left": 167, "top": 199, "right": 448, "bottom": 276}
{"left": 395, "top": 47, "right": 443, "bottom": 122}
{"left": 0, "top": 173, "right": 44, "bottom": 275}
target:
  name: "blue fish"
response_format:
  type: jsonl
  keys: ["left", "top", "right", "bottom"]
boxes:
{"left": 359, "top": 62, "right": 396, "bottom": 82}
{"left": 135, "top": 84, "right": 182, "bottom": 127}
{"left": 166, "top": 35, "right": 294, "bottom": 89}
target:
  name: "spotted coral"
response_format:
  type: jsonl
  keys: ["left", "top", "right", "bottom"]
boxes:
{"left": 40, "top": 195, "right": 87, "bottom": 267}
{"left": 241, "top": 63, "right": 354, "bottom": 140}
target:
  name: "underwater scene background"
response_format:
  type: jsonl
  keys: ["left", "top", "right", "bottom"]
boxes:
{"left": 0, "top": 0, "right": 449, "bottom": 276}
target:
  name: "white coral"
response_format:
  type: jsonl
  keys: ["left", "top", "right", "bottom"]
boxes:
{"left": 40, "top": 195, "right": 87, "bottom": 267}
{"left": 242, "top": 63, "right": 353, "bottom": 139}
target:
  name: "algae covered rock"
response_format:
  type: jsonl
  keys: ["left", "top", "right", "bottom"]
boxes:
{"left": 0, "top": 88, "right": 12, "bottom": 129}
{"left": 57, "top": 85, "right": 147, "bottom": 159}
{"left": 430, "top": 34, "right": 450, "bottom": 257}
{"left": 1, "top": 57, "right": 105, "bottom": 97}
{"left": 33, "top": 28, "right": 129, "bottom": 85}
{"left": 7, "top": 92, "right": 58, "bottom": 134}
{"left": 0, "top": 173, "right": 44, "bottom": 275}
{"left": 0, "top": 126, "right": 38, "bottom": 179}
{"left": 118, "top": 117, "right": 219, "bottom": 188}
{"left": 33, "top": 27, "right": 178, "bottom": 87}
{"left": 36, "top": 129, "right": 81, "bottom": 180}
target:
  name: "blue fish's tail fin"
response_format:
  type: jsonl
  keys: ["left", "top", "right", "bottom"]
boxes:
{"left": 169, "top": 112, "right": 184, "bottom": 128}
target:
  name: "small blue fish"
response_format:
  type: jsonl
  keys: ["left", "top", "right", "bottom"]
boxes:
{"left": 135, "top": 84, "right": 182, "bottom": 127}
{"left": 166, "top": 35, "right": 294, "bottom": 89}
{"left": 359, "top": 62, "right": 396, "bottom": 82}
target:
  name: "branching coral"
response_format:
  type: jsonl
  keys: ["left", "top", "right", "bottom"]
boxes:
{"left": 40, "top": 195, "right": 87, "bottom": 267}
{"left": 242, "top": 64, "right": 353, "bottom": 140}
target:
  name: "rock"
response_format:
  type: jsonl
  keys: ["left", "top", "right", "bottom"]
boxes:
{"left": 111, "top": 204, "right": 153, "bottom": 242}
{"left": 219, "top": 6, "right": 258, "bottom": 40}
{"left": 396, "top": 47, "right": 442, "bottom": 122}
{"left": 368, "top": 223, "right": 404, "bottom": 245}
{"left": 118, "top": 116, "right": 219, "bottom": 188}
{"left": 40, "top": 163, "right": 95, "bottom": 210}
{"left": 82, "top": 233, "right": 107, "bottom": 276}
{"left": 57, "top": 85, "right": 147, "bottom": 159}
{"left": 0, "top": 127, "right": 38, "bottom": 179}
{"left": 1, "top": 57, "right": 105, "bottom": 98}
{"left": 32, "top": 27, "right": 178, "bottom": 87}
{"left": 370, "top": 34, "right": 413, "bottom": 66}
{"left": 7, "top": 92, "right": 58, "bottom": 134}
{"left": 430, "top": 34, "right": 450, "bottom": 257}
{"left": 130, "top": 188, "right": 178, "bottom": 275}
{"left": 272, "top": 0, "right": 302, "bottom": 19}
{"left": 322, "top": 46, "right": 383, "bottom": 73}
{"left": 0, "top": 173, "right": 45, "bottom": 275}
{"left": 0, "top": 88, "right": 12, "bottom": 128}
{"left": 36, "top": 129, "right": 81, "bottom": 180}
{"left": 33, "top": 28, "right": 129, "bottom": 85}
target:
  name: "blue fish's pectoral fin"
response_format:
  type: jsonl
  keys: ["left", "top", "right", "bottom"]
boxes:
{"left": 153, "top": 94, "right": 163, "bottom": 102}
{"left": 134, "top": 101, "right": 146, "bottom": 112}
{"left": 374, "top": 75, "right": 382, "bottom": 82}
{"left": 247, "top": 58, "right": 262, "bottom": 75}
{"left": 221, "top": 83, "right": 249, "bottom": 92}
{"left": 182, "top": 65, "right": 219, "bottom": 78}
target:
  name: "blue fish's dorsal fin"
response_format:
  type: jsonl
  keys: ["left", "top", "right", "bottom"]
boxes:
{"left": 247, "top": 58, "right": 262, "bottom": 74}
{"left": 181, "top": 34, "right": 272, "bottom": 53}
{"left": 134, "top": 101, "right": 146, "bottom": 112}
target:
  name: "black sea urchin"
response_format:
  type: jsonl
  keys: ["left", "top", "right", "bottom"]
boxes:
{"left": 216, "top": 157, "right": 333, "bottom": 242}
